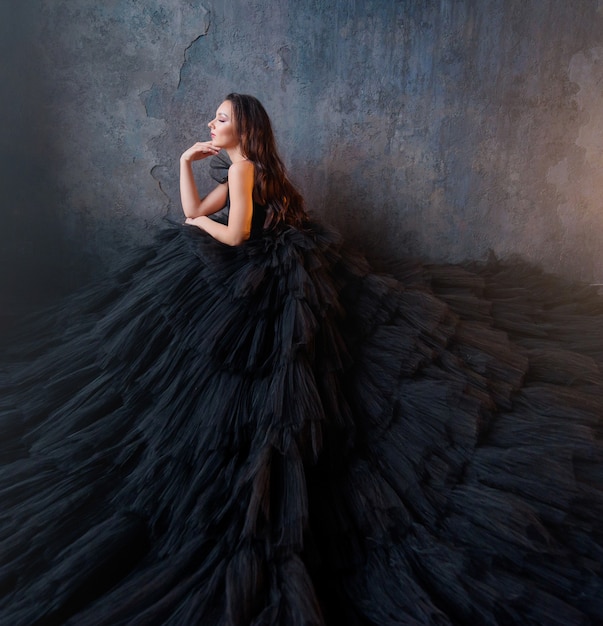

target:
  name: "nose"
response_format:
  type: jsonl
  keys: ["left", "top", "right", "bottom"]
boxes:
{"left": 208, "top": 118, "right": 215, "bottom": 129}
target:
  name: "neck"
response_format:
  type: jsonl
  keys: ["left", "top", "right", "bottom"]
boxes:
{"left": 226, "top": 146, "right": 247, "bottom": 164}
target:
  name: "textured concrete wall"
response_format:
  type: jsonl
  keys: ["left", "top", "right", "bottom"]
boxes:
{"left": 3, "top": 0, "right": 603, "bottom": 313}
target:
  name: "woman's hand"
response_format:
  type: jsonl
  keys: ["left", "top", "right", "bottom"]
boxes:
{"left": 180, "top": 141, "right": 221, "bottom": 163}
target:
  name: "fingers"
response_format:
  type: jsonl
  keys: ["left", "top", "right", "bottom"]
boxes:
{"left": 195, "top": 141, "right": 220, "bottom": 154}
{"left": 181, "top": 141, "right": 220, "bottom": 163}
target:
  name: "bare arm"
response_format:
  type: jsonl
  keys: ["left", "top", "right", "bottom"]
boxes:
{"left": 185, "top": 160, "right": 254, "bottom": 246}
{"left": 180, "top": 142, "right": 228, "bottom": 218}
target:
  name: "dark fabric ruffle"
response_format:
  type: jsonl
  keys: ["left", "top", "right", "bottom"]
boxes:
{"left": 0, "top": 221, "right": 602, "bottom": 625}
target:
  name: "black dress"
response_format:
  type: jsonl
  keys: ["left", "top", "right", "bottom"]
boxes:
{"left": 1, "top": 155, "right": 602, "bottom": 625}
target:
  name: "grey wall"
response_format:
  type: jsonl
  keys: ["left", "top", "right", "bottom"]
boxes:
{"left": 3, "top": 0, "right": 603, "bottom": 314}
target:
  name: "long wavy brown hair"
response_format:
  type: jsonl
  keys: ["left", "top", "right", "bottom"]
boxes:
{"left": 226, "top": 93, "right": 307, "bottom": 230}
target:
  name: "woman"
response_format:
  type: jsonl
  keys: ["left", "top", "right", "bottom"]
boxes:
{"left": 1, "top": 93, "right": 602, "bottom": 625}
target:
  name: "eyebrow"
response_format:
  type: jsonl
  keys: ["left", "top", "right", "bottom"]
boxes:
{"left": 216, "top": 111, "right": 230, "bottom": 118}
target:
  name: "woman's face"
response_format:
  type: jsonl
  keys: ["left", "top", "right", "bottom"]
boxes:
{"left": 208, "top": 100, "right": 239, "bottom": 150}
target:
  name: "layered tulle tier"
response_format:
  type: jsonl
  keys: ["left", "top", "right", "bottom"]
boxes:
{"left": 1, "top": 221, "right": 602, "bottom": 625}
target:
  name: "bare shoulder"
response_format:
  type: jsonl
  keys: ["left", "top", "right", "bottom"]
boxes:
{"left": 228, "top": 160, "right": 254, "bottom": 179}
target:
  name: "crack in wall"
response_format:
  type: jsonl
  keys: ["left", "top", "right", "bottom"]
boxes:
{"left": 150, "top": 164, "right": 172, "bottom": 206}
{"left": 140, "top": 5, "right": 211, "bottom": 218}
{"left": 178, "top": 7, "right": 211, "bottom": 89}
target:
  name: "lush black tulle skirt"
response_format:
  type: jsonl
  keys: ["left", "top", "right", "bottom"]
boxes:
{"left": 1, "top": 220, "right": 602, "bottom": 625}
